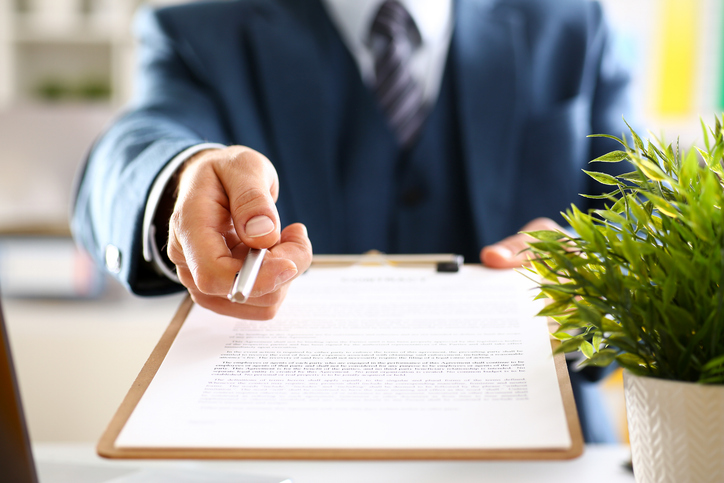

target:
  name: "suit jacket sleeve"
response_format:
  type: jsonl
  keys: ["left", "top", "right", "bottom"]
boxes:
{"left": 71, "top": 6, "right": 231, "bottom": 295}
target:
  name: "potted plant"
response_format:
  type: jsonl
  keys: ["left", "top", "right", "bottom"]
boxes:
{"left": 525, "top": 118, "right": 724, "bottom": 483}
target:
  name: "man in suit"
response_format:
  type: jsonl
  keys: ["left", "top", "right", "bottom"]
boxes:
{"left": 72, "top": 0, "right": 633, "bottom": 441}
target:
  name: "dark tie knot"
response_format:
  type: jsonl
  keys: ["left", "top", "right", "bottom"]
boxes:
{"left": 370, "top": 1, "right": 422, "bottom": 48}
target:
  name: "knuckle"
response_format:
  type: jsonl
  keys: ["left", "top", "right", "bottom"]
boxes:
{"left": 230, "top": 187, "right": 270, "bottom": 212}
{"left": 193, "top": 272, "right": 220, "bottom": 295}
{"left": 187, "top": 291, "right": 204, "bottom": 307}
{"left": 167, "top": 248, "right": 181, "bottom": 266}
{"left": 236, "top": 148, "right": 270, "bottom": 167}
{"left": 167, "top": 215, "right": 190, "bottom": 260}
{"left": 169, "top": 209, "right": 183, "bottom": 229}
{"left": 223, "top": 147, "right": 270, "bottom": 175}
{"left": 226, "top": 148, "right": 279, "bottom": 199}
{"left": 167, "top": 243, "right": 183, "bottom": 266}
{"left": 176, "top": 269, "right": 195, "bottom": 289}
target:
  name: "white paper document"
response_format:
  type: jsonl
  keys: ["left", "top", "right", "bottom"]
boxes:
{"left": 116, "top": 265, "right": 571, "bottom": 450}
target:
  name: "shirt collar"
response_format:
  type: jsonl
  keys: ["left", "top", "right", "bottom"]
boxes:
{"left": 321, "top": 0, "right": 452, "bottom": 55}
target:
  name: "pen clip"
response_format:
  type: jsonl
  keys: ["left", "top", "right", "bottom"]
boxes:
{"left": 227, "top": 248, "right": 267, "bottom": 304}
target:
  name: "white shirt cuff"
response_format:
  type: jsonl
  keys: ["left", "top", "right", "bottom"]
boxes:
{"left": 142, "top": 142, "right": 227, "bottom": 283}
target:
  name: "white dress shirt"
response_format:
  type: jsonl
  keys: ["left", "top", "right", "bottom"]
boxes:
{"left": 322, "top": 0, "right": 453, "bottom": 104}
{"left": 142, "top": 0, "right": 454, "bottom": 280}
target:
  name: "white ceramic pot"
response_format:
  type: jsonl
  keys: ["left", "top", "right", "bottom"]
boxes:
{"left": 624, "top": 371, "right": 724, "bottom": 483}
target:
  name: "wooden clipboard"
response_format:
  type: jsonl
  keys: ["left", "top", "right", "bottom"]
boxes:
{"left": 98, "top": 261, "right": 583, "bottom": 461}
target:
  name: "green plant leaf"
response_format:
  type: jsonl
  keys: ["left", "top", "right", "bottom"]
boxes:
{"left": 702, "top": 117, "right": 711, "bottom": 151}
{"left": 587, "top": 133, "right": 626, "bottom": 146}
{"left": 572, "top": 300, "right": 603, "bottom": 326}
{"left": 551, "top": 330, "right": 574, "bottom": 340}
{"left": 679, "top": 148, "right": 701, "bottom": 188}
{"left": 661, "top": 275, "right": 677, "bottom": 306}
{"left": 583, "top": 170, "right": 620, "bottom": 186}
{"left": 524, "top": 230, "right": 568, "bottom": 242}
{"left": 615, "top": 353, "right": 648, "bottom": 374}
{"left": 580, "top": 341, "right": 595, "bottom": 359}
{"left": 617, "top": 171, "right": 646, "bottom": 184}
{"left": 702, "top": 354, "right": 724, "bottom": 372}
{"left": 586, "top": 349, "right": 618, "bottom": 367}
{"left": 567, "top": 204, "right": 596, "bottom": 241}
{"left": 610, "top": 195, "right": 628, "bottom": 214}
{"left": 628, "top": 124, "right": 646, "bottom": 153}
{"left": 556, "top": 338, "right": 586, "bottom": 353}
{"left": 701, "top": 146, "right": 724, "bottom": 176}
{"left": 599, "top": 318, "right": 622, "bottom": 332}
{"left": 529, "top": 116, "right": 724, "bottom": 384}
{"left": 594, "top": 209, "right": 628, "bottom": 226}
{"left": 645, "top": 193, "right": 679, "bottom": 218}
{"left": 637, "top": 159, "right": 672, "bottom": 182}
{"left": 530, "top": 259, "right": 559, "bottom": 283}
{"left": 592, "top": 332, "right": 603, "bottom": 351}
{"left": 580, "top": 193, "right": 618, "bottom": 200}
{"left": 628, "top": 198, "right": 650, "bottom": 225}
{"left": 591, "top": 150, "right": 629, "bottom": 163}
{"left": 699, "top": 352, "right": 724, "bottom": 384}
{"left": 606, "top": 335, "right": 641, "bottom": 355}
{"left": 538, "top": 284, "right": 579, "bottom": 301}
{"left": 537, "top": 299, "right": 574, "bottom": 317}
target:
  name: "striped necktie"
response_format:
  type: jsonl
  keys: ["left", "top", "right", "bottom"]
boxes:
{"left": 370, "top": 1, "right": 426, "bottom": 148}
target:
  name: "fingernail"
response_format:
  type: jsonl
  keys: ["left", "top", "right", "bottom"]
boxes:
{"left": 245, "top": 215, "right": 275, "bottom": 237}
{"left": 493, "top": 246, "right": 514, "bottom": 259}
{"left": 275, "top": 268, "right": 297, "bottom": 287}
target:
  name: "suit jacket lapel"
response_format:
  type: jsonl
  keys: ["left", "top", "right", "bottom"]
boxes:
{"left": 244, "top": 0, "right": 344, "bottom": 246}
{"left": 453, "top": 0, "right": 526, "bottom": 246}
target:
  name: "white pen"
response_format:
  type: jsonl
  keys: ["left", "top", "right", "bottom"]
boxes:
{"left": 227, "top": 248, "right": 268, "bottom": 304}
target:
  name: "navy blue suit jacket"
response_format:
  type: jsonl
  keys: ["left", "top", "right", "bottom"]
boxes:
{"left": 72, "top": 0, "right": 632, "bottom": 296}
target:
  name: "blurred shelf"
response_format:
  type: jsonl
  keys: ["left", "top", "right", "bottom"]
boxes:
{"left": 0, "top": 0, "right": 138, "bottom": 107}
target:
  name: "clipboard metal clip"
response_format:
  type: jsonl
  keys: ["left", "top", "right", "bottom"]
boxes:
{"left": 311, "top": 252, "right": 463, "bottom": 272}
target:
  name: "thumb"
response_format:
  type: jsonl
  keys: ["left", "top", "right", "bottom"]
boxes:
{"left": 218, "top": 147, "right": 282, "bottom": 249}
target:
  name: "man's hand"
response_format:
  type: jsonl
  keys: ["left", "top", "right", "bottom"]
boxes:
{"left": 480, "top": 217, "right": 566, "bottom": 268}
{"left": 167, "top": 146, "right": 313, "bottom": 320}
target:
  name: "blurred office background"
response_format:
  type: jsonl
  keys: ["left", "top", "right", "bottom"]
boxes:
{"left": 1, "top": 0, "right": 721, "bottom": 239}
{"left": 0, "top": 0, "right": 718, "bottom": 444}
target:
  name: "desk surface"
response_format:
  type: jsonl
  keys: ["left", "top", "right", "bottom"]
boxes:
{"left": 4, "top": 288, "right": 186, "bottom": 442}
{"left": 35, "top": 443, "right": 635, "bottom": 483}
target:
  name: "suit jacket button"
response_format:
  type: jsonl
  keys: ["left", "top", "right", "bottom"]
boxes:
{"left": 401, "top": 186, "right": 426, "bottom": 207}
{"left": 105, "top": 244, "right": 121, "bottom": 273}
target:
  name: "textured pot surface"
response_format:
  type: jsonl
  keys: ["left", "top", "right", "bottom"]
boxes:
{"left": 624, "top": 371, "right": 724, "bottom": 483}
